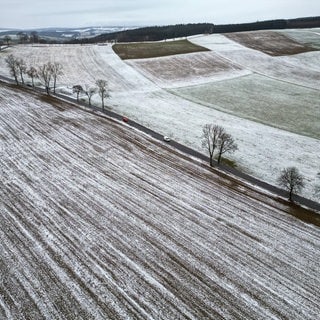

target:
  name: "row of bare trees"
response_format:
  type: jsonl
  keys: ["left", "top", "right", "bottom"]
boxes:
{"left": 72, "top": 80, "right": 110, "bottom": 111}
{"left": 1, "top": 32, "right": 39, "bottom": 46}
{"left": 5, "top": 54, "right": 111, "bottom": 110}
{"left": 5, "top": 54, "right": 63, "bottom": 95}
{"left": 37, "top": 61, "right": 63, "bottom": 94}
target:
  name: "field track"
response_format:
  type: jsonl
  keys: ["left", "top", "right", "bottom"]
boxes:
{"left": 1, "top": 84, "right": 320, "bottom": 319}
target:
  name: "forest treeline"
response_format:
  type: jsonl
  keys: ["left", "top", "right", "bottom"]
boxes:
{"left": 2, "top": 16, "right": 319, "bottom": 45}
{"left": 68, "top": 16, "right": 320, "bottom": 44}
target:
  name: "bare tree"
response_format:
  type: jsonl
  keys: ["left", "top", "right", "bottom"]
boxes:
{"left": 30, "top": 31, "right": 39, "bottom": 44}
{"left": 37, "top": 63, "right": 53, "bottom": 95}
{"left": 16, "top": 58, "right": 27, "bottom": 84}
{"left": 217, "top": 132, "right": 238, "bottom": 165}
{"left": 201, "top": 124, "right": 224, "bottom": 167}
{"left": 27, "top": 66, "right": 38, "bottom": 87}
{"left": 5, "top": 54, "right": 19, "bottom": 84}
{"left": 96, "top": 79, "right": 109, "bottom": 111}
{"left": 49, "top": 62, "right": 63, "bottom": 94}
{"left": 277, "top": 167, "right": 305, "bottom": 201}
{"left": 72, "top": 85, "right": 83, "bottom": 102}
{"left": 84, "top": 85, "right": 96, "bottom": 107}
{"left": 4, "top": 35, "right": 11, "bottom": 46}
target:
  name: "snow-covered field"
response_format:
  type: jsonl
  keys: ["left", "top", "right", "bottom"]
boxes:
{"left": 0, "top": 30, "right": 319, "bottom": 201}
{"left": 170, "top": 74, "right": 320, "bottom": 139}
{"left": 280, "top": 28, "right": 320, "bottom": 49}
{"left": 1, "top": 84, "right": 320, "bottom": 319}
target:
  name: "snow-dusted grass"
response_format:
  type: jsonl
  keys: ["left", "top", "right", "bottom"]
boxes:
{"left": 170, "top": 74, "right": 320, "bottom": 139}
{"left": 275, "top": 50, "right": 320, "bottom": 72}
{"left": 1, "top": 84, "right": 320, "bottom": 319}
{"left": 280, "top": 28, "right": 320, "bottom": 49}
{"left": 0, "top": 36, "right": 319, "bottom": 201}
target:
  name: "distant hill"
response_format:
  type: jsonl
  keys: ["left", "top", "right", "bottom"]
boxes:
{"left": 0, "top": 26, "right": 138, "bottom": 43}
{"left": 68, "top": 16, "right": 320, "bottom": 44}
{"left": 1, "top": 16, "right": 319, "bottom": 45}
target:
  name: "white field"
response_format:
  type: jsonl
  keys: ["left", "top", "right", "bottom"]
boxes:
{"left": 190, "top": 33, "right": 320, "bottom": 89}
{"left": 1, "top": 84, "right": 320, "bottom": 319}
{"left": 170, "top": 74, "right": 320, "bottom": 139}
{"left": 0, "top": 31, "right": 319, "bottom": 202}
{"left": 280, "top": 28, "right": 320, "bottom": 49}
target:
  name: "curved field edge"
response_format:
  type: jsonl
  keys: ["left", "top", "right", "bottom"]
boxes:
{"left": 1, "top": 83, "right": 320, "bottom": 319}
{"left": 112, "top": 39, "right": 210, "bottom": 59}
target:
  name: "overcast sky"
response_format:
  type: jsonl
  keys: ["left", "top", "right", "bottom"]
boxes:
{"left": 1, "top": 0, "right": 319, "bottom": 29}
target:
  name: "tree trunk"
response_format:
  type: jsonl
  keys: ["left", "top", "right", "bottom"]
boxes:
{"left": 289, "top": 187, "right": 293, "bottom": 201}
{"left": 20, "top": 71, "right": 24, "bottom": 84}
{"left": 217, "top": 152, "right": 222, "bottom": 165}
{"left": 53, "top": 78, "right": 56, "bottom": 94}
{"left": 209, "top": 154, "right": 213, "bottom": 167}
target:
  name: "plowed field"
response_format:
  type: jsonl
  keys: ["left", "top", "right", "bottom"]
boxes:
{"left": 225, "top": 30, "right": 316, "bottom": 56}
{"left": 1, "top": 84, "right": 320, "bottom": 319}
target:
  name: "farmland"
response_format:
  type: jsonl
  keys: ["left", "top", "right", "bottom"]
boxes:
{"left": 170, "top": 74, "right": 320, "bottom": 139}
{"left": 1, "top": 83, "right": 320, "bottom": 319}
{"left": 112, "top": 39, "right": 209, "bottom": 59}
{"left": 0, "top": 29, "right": 319, "bottom": 201}
{"left": 280, "top": 28, "right": 320, "bottom": 50}
{"left": 126, "top": 51, "right": 250, "bottom": 88}
{"left": 224, "top": 30, "right": 317, "bottom": 55}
